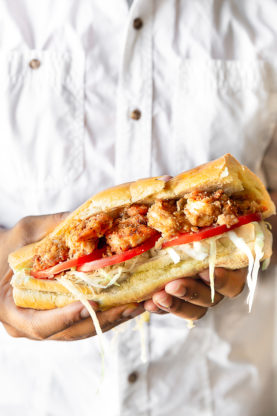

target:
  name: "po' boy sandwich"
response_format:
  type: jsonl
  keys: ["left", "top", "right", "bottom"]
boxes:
{"left": 9, "top": 154, "right": 275, "bottom": 314}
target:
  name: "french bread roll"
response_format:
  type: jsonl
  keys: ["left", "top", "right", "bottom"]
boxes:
{"left": 9, "top": 154, "right": 275, "bottom": 310}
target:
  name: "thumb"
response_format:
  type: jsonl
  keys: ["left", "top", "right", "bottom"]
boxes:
{"left": 32, "top": 212, "right": 70, "bottom": 239}
{"left": 15, "top": 212, "right": 70, "bottom": 244}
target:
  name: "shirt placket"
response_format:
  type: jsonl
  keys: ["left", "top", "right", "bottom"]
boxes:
{"left": 115, "top": 1, "right": 153, "bottom": 415}
{"left": 115, "top": 0, "right": 153, "bottom": 184}
{"left": 116, "top": 319, "right": 151, "bottom": 416}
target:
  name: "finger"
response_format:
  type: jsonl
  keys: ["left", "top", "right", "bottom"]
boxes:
{"left": 199, "top": 267, "right": 247, "bottom": 298}
{"left": 48, "top": 304, "right": 144, "bottom": 341}
{"left": 144, "top": 299, "right": 169, "bottom": 314}
{"left": 6, "top": 300, "right": 99, "bottom": 340}
{"left": 152, "top": 290, "right": 207, "bottom": 320}
{"left": 165, "top": 278, "right": 223, "bottom": 307}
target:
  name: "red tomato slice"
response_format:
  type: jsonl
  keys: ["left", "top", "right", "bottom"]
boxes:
{"left": 31, "top": 248, "right": 106, "bottom": 279}
{"left": 162, "top": 213, "right": 262, "bottom": 249}
{"left": 77, "top": 233, "right": 160, "bottom": 272}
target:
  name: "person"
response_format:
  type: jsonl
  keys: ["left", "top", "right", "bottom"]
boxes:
{"left": 0, "top": 0, "right": 276, "bottom": 415}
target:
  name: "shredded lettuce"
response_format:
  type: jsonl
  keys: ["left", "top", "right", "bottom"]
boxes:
{"left": 166, "top": 247, "right": 181, "bottom": 264}
{"left": 228, "top": 222, "right": 264, "bottom": 312}
{"left": 59, "top": 277, "right": 106, "bottom": 371}
{"left": 262, "top": 257, "right": 271, "bottom": 271}
{"left": 69, "top": 265, "right": 128, "bottom": 289}
{"left": 248, "top": 222, "right": 264, "bottom": 311}
{"left": 209, "top": 239, "right": 217, "bottom": 303}
{"left": 177, "top": 241, "right": 209, "bottom": 261}
{"left": 186, "top": 319, "right": 195, "bottom": 329}
{"left": 228, "top": 231, "right": 254, "bottom": 300}
{"left": 133, "top": 311, "right": 150, "bottom": 363}
{"left": 58, "top": 277, "right": 112, "bottom": 391}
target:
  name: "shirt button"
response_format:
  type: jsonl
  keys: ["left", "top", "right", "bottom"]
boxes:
{"left": 128, "top": 371, "right": 138, "bottom": 384}
{"left": 29, "top": 59, "right": 41, "bottom": 70}
{"left": 133, "top": 17, "right": 143, "bottom": 30}
{"left": 130, "top": 109, "right": 141, "bottom": 120}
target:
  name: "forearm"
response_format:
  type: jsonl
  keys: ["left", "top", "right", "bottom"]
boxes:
{"left": 268, "top": 191, "right": 277, "bottom": 265}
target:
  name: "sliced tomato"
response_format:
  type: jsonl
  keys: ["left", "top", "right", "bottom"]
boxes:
{"left": 162, "top": 213, "right": 262, "bottom": 249}
{"left": 31, "top": 248, "right": 106, "bottom": 279}
{"left": 77, "top": 233, "right": 160, "bottom": 272}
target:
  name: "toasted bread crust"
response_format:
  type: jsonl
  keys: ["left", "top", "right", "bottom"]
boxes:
{"left": 13, "top": 288, "right": 75, "bottom": 310}
{"left": 8, "top": 154, "right": 275, "bottom": 310}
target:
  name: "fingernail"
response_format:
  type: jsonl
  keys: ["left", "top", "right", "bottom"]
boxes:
{"left": 122, "top": 305, "right": 143, "bottom": 318}
{"left": 80, "top": 308, "right": 90, "bottom": 319}
{"left": 80, "top": 301, "right": 98, "bottom": 319}
{"left": 156, "top": 294, "right": 172, "bottom": 309}
{"left": 199, "top": 269, "right": 210, "bottom": 281}
{"left": 144, "top": 301, "right": 159, "bottom": 313}
{"left": 159, "top": 175, "right": 172, "bottom": 182}
{"left": 166, "top": 281, "right": 187, "bottom": 297}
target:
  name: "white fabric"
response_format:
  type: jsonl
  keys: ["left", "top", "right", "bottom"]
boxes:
{"left": 0, "top": 0, "right": 276, "bottom": 415}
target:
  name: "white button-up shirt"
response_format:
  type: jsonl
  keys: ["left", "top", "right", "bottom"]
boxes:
{"left": 0, "top": 1, "right": 277, "bottom": 415}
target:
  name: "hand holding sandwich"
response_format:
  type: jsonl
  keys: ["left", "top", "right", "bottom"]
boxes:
{"left": 145, "top": 268, "right": 247, "bottom": 319}
{"left": 0, "top": 214, "right": 144, "bottom": 341}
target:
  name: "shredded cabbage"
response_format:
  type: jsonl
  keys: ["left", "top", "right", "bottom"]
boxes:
{"left": 247, "top": 222, "right": 264, "bottom": 311}
{"left": 133, "top": 311, "right": 150, "bottom": 363}
{"left": 69, "top": 264, "right": 129, "bottom": 289}
{"left": 186, "top": 319, "right": 195, "bottom": 329}
{"left": 262, "top": 257, "right": 271, "bottom": 271}
{"left": 67, "top": 240, "right": 211, "bottom": 292}
{"left": 166, "top": 247, "right": 181, "bottom": 264}
{"left": 177, "top": 241, "right": 209, "bottom": 261}
{"left": 228, "top": 223, "right": 264, "bottom": 312}
{"left": 70, "top": 268, "right": 125, "bottom": 290}
{"left": 59, "top": 277, "right": 106, "bottom": 374}
{"left": 192, "top": 241, "right": 209, "bottom": 260}
{"left": 209, "top": 239, "right": 217, "bottom": 303}
{"left": 111, "top": 321, "right": 130, "bottom": 350}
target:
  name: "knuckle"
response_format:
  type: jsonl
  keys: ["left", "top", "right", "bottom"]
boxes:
{"left": 177, "top": 280, "right": 198, "bottom": 301}
{"left": 62, "top": 316, "right": 76, "bottom": 328}
{"left": 185, "top": 289, "right": 199, "bottom": 302}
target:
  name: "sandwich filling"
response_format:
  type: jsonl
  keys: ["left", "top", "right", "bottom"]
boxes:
{"left": 32, "top": 190, "right": 262, "bottom": 275}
